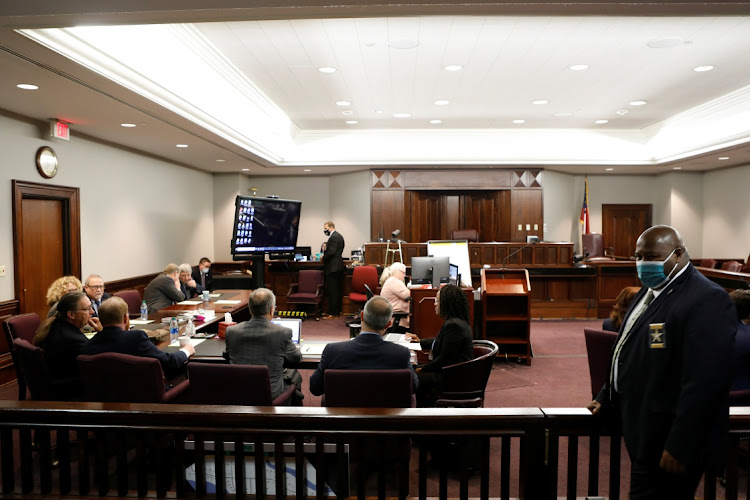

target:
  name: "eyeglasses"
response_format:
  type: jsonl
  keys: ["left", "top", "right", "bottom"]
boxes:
{"left": 74, "top": 307, "right": 94, "bottom": 312}
{"left": 86, "top": 285, "right": 105, "bottom": 290}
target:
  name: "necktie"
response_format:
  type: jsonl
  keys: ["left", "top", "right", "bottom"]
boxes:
{"left": 610, "top": 289, "right": 654, "bottom": 391}
{"left": 201, "top": 273, "right": 206, "bottom": 288}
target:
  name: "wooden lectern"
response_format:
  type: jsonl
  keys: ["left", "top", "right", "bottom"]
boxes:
{"left": 481, "top": 268, "right": 531, "bottom": 365}
{"left": 410, "top": 287, "right": 474, "bottom": 341}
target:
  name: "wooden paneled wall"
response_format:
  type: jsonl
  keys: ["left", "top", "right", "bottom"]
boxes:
{"left": 371, "top": 168, "right": 543, "bottom": 242}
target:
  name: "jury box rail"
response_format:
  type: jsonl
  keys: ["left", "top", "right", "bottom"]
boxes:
{"left": 0, "top": 402, "right": 748, "bottom": 500}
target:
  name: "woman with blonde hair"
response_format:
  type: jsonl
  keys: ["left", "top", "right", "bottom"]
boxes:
{"left": 46, "top": 275, "right": 83, "bottom": 318}
{"left": 380, "top": 262, "right": 410, "bottom": 327}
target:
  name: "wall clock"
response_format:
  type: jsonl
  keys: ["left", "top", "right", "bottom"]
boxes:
{"left": 36, "top": 146, "right": 58, "bottom": 179}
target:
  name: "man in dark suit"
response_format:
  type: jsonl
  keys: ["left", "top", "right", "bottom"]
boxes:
{"left": 192, "top": 257, "right": 213, "bottom": 292}
{"left": 729, "top": 289, "right": 750, "bottom": 391}
{"left": 179, "top": 263, "right": 203, "bottom": 299}
{"left": 223, "top": 288, "right": 303, "bottom": 404}
{"left": 84, "top": 274, "right": 111, "bottom": 317}
{"left": 143, "top": 263, "right": 185, "bottom": 313}
{"left": 322, "top": 220, "right": 345, "bottom": 319}
{"left": 587, "top": 225, "right": 736, "bottom": 499}
{"left": 80, "top": 297, "right": 194, "bottom": 378}
{"left": 310, "top": 296, "right": 418, "bottom": 396}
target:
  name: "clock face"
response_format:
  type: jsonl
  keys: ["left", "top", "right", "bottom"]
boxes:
{"left": 36, "top": 146, "right": 58, "bottom": 178}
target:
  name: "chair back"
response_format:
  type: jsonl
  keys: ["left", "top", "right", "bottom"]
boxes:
{"left": 323, "top": 369, "right": 414, "bottom": 408}
{"left": 296, "top": 270, "right": 324, "bottom": 294}
{"left": 188, "top": 363, "right": 280, "bottom": 406}
{"left": 78, "top": 352, "right": 169, "bottom": 403}
{"left": 584, "top": 328, "right": 618, "bottom": 399}
{"left": 350, "top": 266, "right": 379, "bottom": 305}
{"left": 3, "top": 313, "right": 42, "bottom": 400}
{"left": 114, "top": 289, "right": 142, "bottom": 315}
{"left": 582, "top": 233, "right": 612, "bottom": 260}
{"left": 364, "top": 284, "right": 375, "bottom": 300}
{"left": 450, "top": 229, "right": 479, "bottom": 242}
{"left": 438, "top": 340, "right": 498, "bottom": 406}
{"left": 12, "top": 338, "right": 60, "bottom": 401}
{"left": 699, "top": 258, "right": 717, "bottom": 269}
{"left": 721, "top": 261, "right": 743, "bottom": 272}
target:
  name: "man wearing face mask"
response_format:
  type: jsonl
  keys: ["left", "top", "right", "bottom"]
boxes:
{"left": 192, "top": 258, "right": 213, "bottom": 292}
{"left": 322, "top": 221, "right": 345, "bottom": 319}
{"left": 586, "top": 225, "right": 736, "bottom": 499}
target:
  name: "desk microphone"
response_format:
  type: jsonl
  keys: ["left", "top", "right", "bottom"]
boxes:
{"left": 501, "top": 240, "right": 539, "bottom": 268}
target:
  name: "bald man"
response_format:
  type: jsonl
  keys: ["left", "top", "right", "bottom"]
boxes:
{"left": 587, "top": 225, "right": 736, "bottom": 499}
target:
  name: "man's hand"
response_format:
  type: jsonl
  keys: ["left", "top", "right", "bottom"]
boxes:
{"left": 88, "top": 317, "right": 103, "bottom": 332}
{"left": 659, "top": 450, "right": 685, "bottom": 474}
{"left": 586, "top": 400, "right": 602, "bottom": 414}
{"left": 182, "top": 343, "right": 196, "bottom": 356}
{"left": 405, "top": 332, "right": 420, "bottom": 343}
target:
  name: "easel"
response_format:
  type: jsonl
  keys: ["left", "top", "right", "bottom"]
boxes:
{"left": 384, "top": 240, "right": 404, "bottom": 268}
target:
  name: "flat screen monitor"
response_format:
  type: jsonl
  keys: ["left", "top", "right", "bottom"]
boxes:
{"left": 231, "top": 196, "right": 302, "bottom": 259}
{"left": 449, "top": 263, "right": 459, "bottom": 286}
{"left": 271, "top": 318, "right": 302, "bottom": 344}
{"left": 410, "top": 256, "right": 451, "bottom": 287}
{"left": 294, "top": 246, "right": 312, "bottom": 262}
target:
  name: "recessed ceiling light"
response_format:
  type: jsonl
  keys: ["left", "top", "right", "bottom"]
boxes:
{"left": 444, "top": 65, "right": 463, "bottom": 71}
{"left": 512, "top": 119, "right": 526, "bottom": 124}
{"left": 216, "top": 159, "right": 226, "bottom": 163}
{"left": 375, "top": 110, "right": 383, "bottom": 114}
{"left": 429, "top": 120, "right": 442, "bottom": 124}
{"left": 647, "top": 37, "right": 684, "bottom": 48}
{"left": 693, "top": 65, "right": 714, "bottom": 72}
{"left": 629, "top": 100, "right": 647, "bottom": 106}
{"left": 176, "top": 144, "right": 188, "bottom": 148}
{"left": 241, "top": 168, "right": 250, "bottom": 171}
{"left": 388, "top": 38, "right": 419, "bottom": 50}
{"left": 342, "top": 110, "right": 353, "bottom": 115}
{"left": 532, "top": 100, "right": 549, "bottom": 105}
{"left": 304, "top": 169, "right": 312, "bottom": 172}
{"left": 434, "top": 100, "right": 450, "bottom": 106}
{"left": 345, "top": 120, "right": 358, "bottom": 124}
{"left": 16, "top": 83, "right": 38, "bottom": 90}
{"left": 120, "top": 123, "right": 136, "bottom": 128}
{"left": 569, "top": 64, "right": 589, "bottom": 71}
{"left": 673, "top": 167, "right": 682, "bottom": 170}
{"left": 336, "top": 100, "right": 351, "bottom": 106}
{"left": 595, "top": 119, "right": 609, "bottom": 124}
{"left": 318, "top": 67, "right": 337, "bottom": 73}
{"left": 616, "top": 109, "right": 629, "bottom": 116}
{"left": 553, "top": 112, "right": 572, "bottom": 117}
{"left": 718, "top": 157, "right": 729, "bottom": 160}
{"left": 393, "top": 113, "right": 412, "bottom": 118}
{"left": 605, "top": 168, "right": 614, "bottom": 171}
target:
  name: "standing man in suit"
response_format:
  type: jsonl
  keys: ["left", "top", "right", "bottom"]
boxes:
{"left": 81, "top": 297, "right": 194, "bottom": 379}
{"left": 223, "top": 288, "right": 303, "bottom": 404}
{"left": 310, "top": 296, "right": 418, "bottom": 396}
{"left": 84, "top": 274, "right": 111, "bottom": 317}
{"left": 587, "top": 225, "right": 736, "bottom": 499}
{"left": 322, "top": 220, "right": 345, "bottom": 319}
{"left": 143, "top": 263, "right": 185, "bottom": 313}
{"left": 192, "top": 257, "right": 213, "bottom": 292}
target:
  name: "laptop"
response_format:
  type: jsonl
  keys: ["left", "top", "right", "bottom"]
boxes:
{"left": 271, "top": 318, "right": 302, "bottom": 344}
{"left": 384, "top": 333, "right": 407, "bottom": 343}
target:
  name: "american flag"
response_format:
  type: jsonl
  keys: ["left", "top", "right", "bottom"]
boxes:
{"left": 580, "top": 178, "right": 590, "bottom": 234}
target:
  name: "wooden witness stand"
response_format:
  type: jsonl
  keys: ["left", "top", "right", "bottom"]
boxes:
{"left": 481, "top": 268, "right": 532, "bottom": 365}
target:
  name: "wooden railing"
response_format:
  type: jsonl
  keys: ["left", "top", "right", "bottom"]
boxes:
{"left": 0, "top": 402, "right": 747, "bottom": 499}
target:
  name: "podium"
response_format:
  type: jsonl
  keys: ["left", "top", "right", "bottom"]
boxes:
{"left": 410, "top": 287, "right": 474, "bottom": 341}
{"left": 481, "top": 268, "right": 531, "bottom": 365}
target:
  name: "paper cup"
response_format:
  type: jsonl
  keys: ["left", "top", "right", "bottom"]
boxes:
{"left": 178, "top": 336, "right": 191, "bottom": 347}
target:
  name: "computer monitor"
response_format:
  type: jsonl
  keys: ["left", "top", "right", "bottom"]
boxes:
{"left": 410, "top": 256, "right": 451, "bottom": 287}
{"left": 271, "top": 318, "right": 302, "bottom": 344}
{"left": 449, "top": 263, "right": 459, "bottom": 286}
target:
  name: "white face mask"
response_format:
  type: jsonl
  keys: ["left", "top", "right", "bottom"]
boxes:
{"left": 202, "top": 267, "right": 210, "bottom": 274}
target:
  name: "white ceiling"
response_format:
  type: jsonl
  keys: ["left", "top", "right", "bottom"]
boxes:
{"left": 1, "top": 2, "right": 750, "bottom": 176}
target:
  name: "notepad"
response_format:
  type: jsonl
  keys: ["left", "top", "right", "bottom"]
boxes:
{"left": 129, "top": 319, "right": 155, "bottom": 325}
{"left": 384, "top": 333, "right": 406, "bottom": 343}
{"left": 178, "top": 300, "right": 203, "bottom": 305}
{"left": 169, "top": 339, "right": 206, "bottom": 347}
{"left": 302, "top": 344, "right": 327, "bottom": 356}
{"left": 215, "top": 300, "right": 241, "bottom": 305}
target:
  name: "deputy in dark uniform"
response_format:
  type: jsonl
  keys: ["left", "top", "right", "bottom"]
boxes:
{"left": 587, "top": 225, "right": 736, "bottom": 499}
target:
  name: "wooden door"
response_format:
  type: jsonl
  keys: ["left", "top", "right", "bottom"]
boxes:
{"left": 13, "top": 181, "right": 81, "bottom": 318}
{"left": 602, "top": 204, "right": 652, "bottom": 258}
{"left": 407, "top": 191, "right": 446, "bottom": 242}
{"left": 463, "top": 192, "right": 501, "bottom": 242}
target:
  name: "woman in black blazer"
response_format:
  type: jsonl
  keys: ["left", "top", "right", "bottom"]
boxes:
{"left": 407, "top": 284, "right": 474, "bottom": 406}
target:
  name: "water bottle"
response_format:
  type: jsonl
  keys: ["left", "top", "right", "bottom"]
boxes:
{"left": 169, "top": 317, "right": 179, "bottom": 344}
{"left": 185, "top": 317, "right": 195, "bottom": 337}
{"left": 140, "top": 301, "right": 148, "bottom": 321}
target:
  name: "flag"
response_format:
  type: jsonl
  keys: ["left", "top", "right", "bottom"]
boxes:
{"left": 580, "top": 178, "right": 590, "bottom": 235}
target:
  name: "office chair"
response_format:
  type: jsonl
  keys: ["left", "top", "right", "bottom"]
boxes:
{"left": 3, "top": 313, "right": 41, "bottom": 400}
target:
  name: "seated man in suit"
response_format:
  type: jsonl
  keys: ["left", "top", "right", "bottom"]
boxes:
{"left": 730, "top": 289, "right": 750, "bottom": 391}
{"left": 80, "top": 297, "right": 194, "bottom": 378}
{"left": 310, "top": 296, "right": 418, "bottom": 396}
{"left": 83, "top": 274, "right": 111, "bottom": 317}
{"left": 192, "top": 257, "right": 213, "bottom": 292}
{"left": 223, "top": 288, "right": 303, "bottom": 405}
{"left": 179, "top": 263, "right": 203, "bottom": 299}
{"left": 143, "top": 263, "right": 185, "bottom": 313}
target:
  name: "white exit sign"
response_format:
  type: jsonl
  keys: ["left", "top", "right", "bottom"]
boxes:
{"left": 50, "top": 120, "right": 70, "bottom": 141}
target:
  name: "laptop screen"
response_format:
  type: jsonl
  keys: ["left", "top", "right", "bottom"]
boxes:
{"left": 271, "top": 318, "right": 302, "bottom": 344}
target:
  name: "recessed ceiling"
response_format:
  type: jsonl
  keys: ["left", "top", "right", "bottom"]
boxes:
{"left": 1, "top": 2, "right": 750, "bottom": 175}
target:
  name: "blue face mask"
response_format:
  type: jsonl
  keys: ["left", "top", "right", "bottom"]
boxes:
{"left": 636, "top": 248, "right": 678, "bottom": 289}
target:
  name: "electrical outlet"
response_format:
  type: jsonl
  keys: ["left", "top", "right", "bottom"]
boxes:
{"left": 0, "top": 266, "right": 5, "bottom": 277}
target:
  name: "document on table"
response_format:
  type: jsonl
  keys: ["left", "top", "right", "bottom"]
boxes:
{"left": 129, "top": 319, "right": 155, "bottom": 325}
{"left": 169, "top": 339, "right": 206, "bottom": 347}
{"left": 178, "top": 300, "right": 203, "bottom": 305}
{"left": 215, "top": 300, "right": 242, "bottom": 304}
